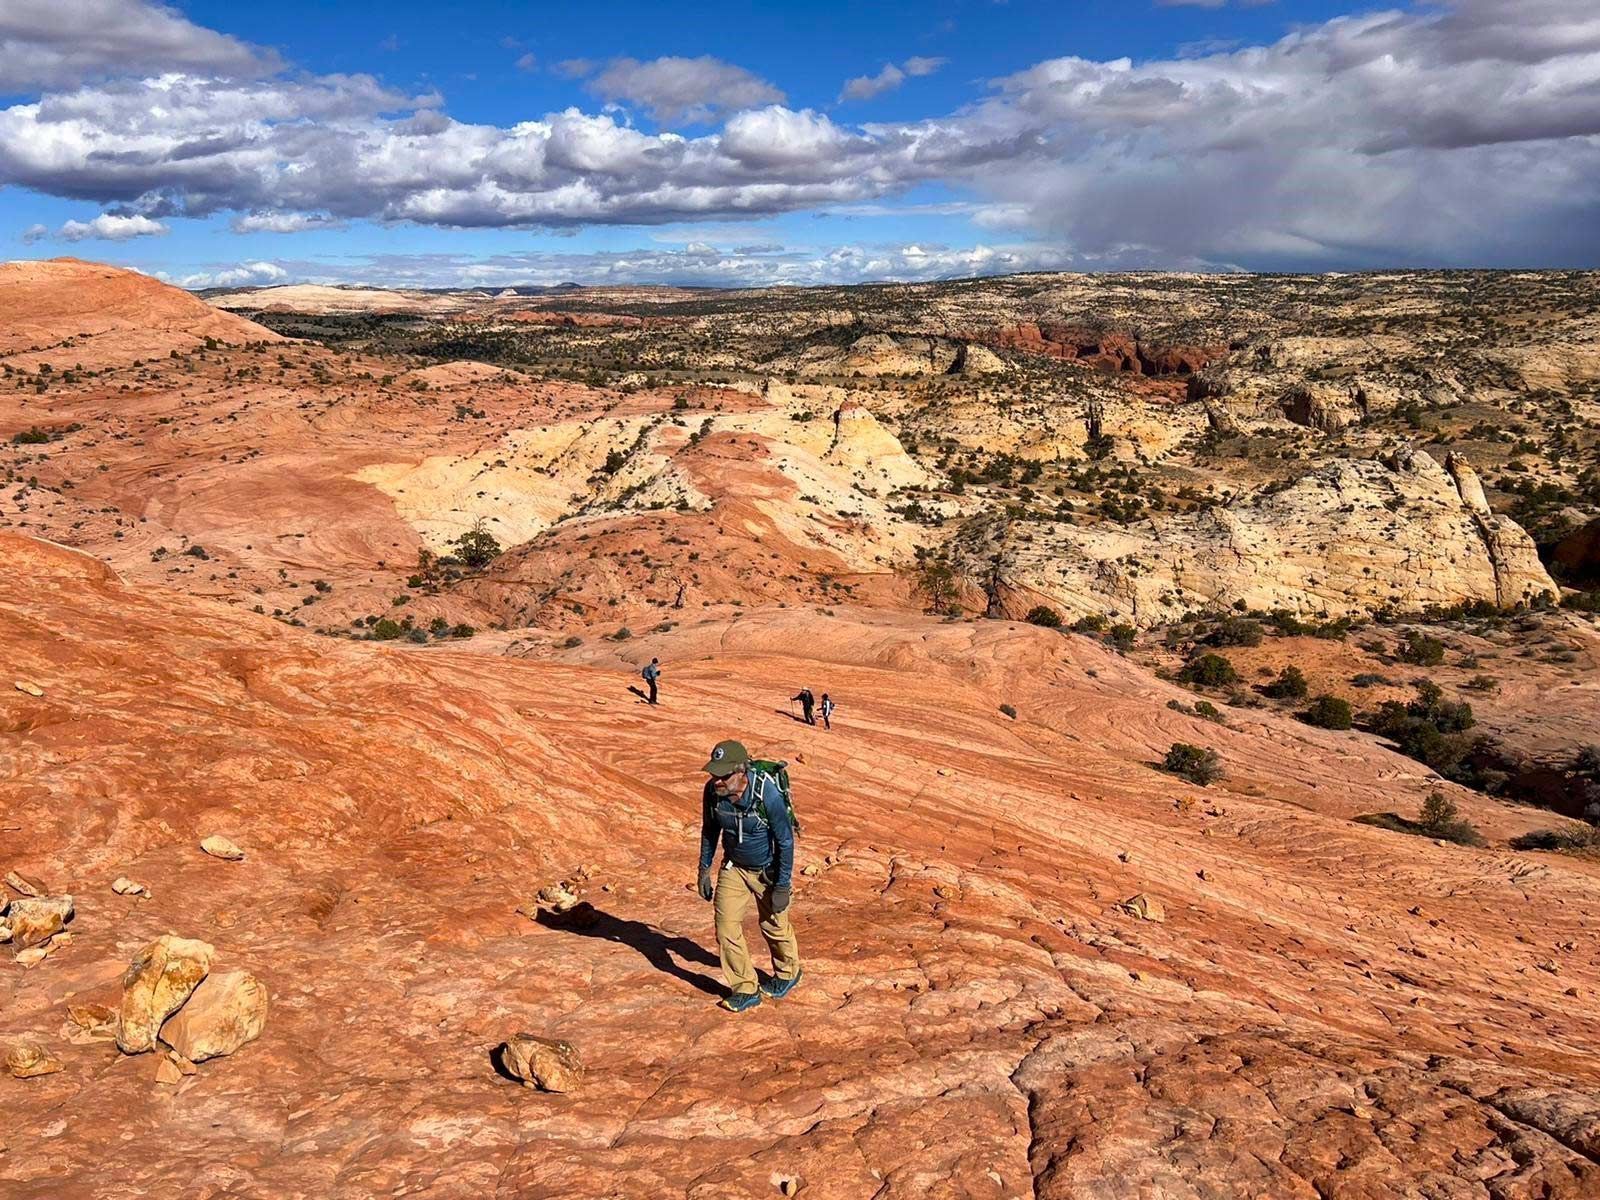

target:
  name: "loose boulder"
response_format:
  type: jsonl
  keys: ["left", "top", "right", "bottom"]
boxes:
{"left": 5, "top": 1041, "right": 62, "bottom": 1079}
{"left": 159, "top": 969, "right": 268, "bottom": 1062}
{"left": 497, "top": 1033, "right": 584, "bottom": 1093}
{"left": 200, "top": 835, "right": 245, "bottom": 861}
{"left": 1118, "top": 893, "right": 1166, "bottom": 923}
{"left": 2, "top": 894, "right": 74, "bottom": 951}
{"left": 117, "top": 934, "right": 214, "bottom": 1054}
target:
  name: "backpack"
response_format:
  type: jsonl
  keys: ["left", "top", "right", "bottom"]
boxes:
{"left": 746, "top": 759, "right": 802, "bottom": 838}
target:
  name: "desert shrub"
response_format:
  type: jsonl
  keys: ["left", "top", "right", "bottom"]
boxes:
{"left": 1302, "top": 695, "right": 1354, "bottom": 730}
{"left": 1367, "top": 682, "right": 1479, "bottom": 778}
{"left": 371, "top": 618, "right": 403, "bottom": 640}
{"left": 1107, "top": 624, "right": 1136, "bottom": 652}
{"left": 1350, "top": 672, "right": 1388, "bottom": 688}
{"left": 451, "top": 624, "right": 475, "bottom": 639}
{"left": 1179, "top": 652, "right": 1240, "bottom": 688}
{"left": 1204, "top": 617, "right": 1264, "bottom": 647}
{"left": 561, "top": 635, "right": 583, "bottom": 648}
{"left": 1264, "top": 666, "right": 1309, "bottom": 700}
{"left": 999, "top": 703, "right": 1018, "bottom": 719}
{"left": 1025, "top": 605, "right": 1063, "bottom": 629}
{"left": 1509, "top": 825, "right": 1600, "bottom": 853}
{"left": 1072, "top": 614, "right": 1108, "bottom": 633}
{"left": 1463, "top": 674, "right": 1499, "bottom": 692}
{"left": 1162, "top": 742, "right": 1222, "bottom": 786}
{"left": 612, "top": 626, "right": 632, "bottom": 641}
{"left": 1193, "top": 700, "right": 1225, "bottom": 724}
{"left": 10, "top": 427, "right": 50, "bottom": 445}
{"left": 1396, "top": 630, "right": 1446, "bottom": 666}
{"left": 429, "top": 617, "right": 451, "bottom": 635}
{"left": 405, "top": 628, "right": 428, "bottom": 644}
{"left": 1418, "top": 791, "right": 1485, "bottom": 845}
{"left": 453, "top": 518, "right": 502, "bottom": 569}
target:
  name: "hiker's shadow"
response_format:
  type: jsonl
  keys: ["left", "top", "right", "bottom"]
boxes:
{"left": 534, "top": 903, "right": 722, "bottom": 996}
{"left": 627, "top": 686, "right": 652, "bottom": 703}
{"left": 773, "top": 708, "right": 811, "bottom": 724}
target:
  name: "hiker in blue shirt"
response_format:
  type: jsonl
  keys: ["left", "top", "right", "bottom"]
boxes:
{"left": 641, "top": 658, "right": 660, "bottom": 705}
{"left": 697, "top": 739, "right": 802, "bottom": 1012}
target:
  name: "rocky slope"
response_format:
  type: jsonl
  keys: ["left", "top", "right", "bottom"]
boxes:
{"left": 6, "top": 530, "right": 1600, "bottom": 1198}
{"left": 956, "top": 448, "right": 1557, "bottom": 626}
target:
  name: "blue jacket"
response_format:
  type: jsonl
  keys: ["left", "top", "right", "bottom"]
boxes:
{"left": 698, "top": 770, "right": 794, "bottom": 887}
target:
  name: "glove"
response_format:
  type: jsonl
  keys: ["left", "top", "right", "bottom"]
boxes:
{"left": 697, "top": 866, "right": 714, "bottom": 902}
{"left": 769, "top": 884, "right": 791, "bottom": 914}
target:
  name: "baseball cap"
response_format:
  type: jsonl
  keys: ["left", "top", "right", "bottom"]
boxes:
{"left": 702, "top": 739, "right": 750, "bottom": 777}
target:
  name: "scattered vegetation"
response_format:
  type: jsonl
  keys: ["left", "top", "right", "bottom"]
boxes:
{"left": 1162, "top": 742, "right": 1222, "bottom": 786}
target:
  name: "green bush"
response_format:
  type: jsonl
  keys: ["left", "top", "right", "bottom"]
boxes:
{"left": 1396, "top": 631, "right": 1446, "bottom": 666}
{"left": 10, "top": 427, "right": 50, "bottom": 445}
{"left": 1107, "top": 624, "right": 1136, "bottom": 652}
{"left": 1024, "top": 605, "right": 1063, "bottom": 629}
{"left": 1302, "top": 695, "right": 1354, "bottom": 730}
{"left": 612, "top": 627, "right": 632, "bottom": 641}
{"left": 1204, "top": 617, "right": 1264, "bottom": 647}
{"left": 1179, "top": 653, "right": 1239, "bottom": 688}
{"left": 1509, "top": 825, "right": 1600, "bottom": 853}
{"left": 1264, "top": 666, "right": 1309, "bottom": 700}
{"left": 371, "top": 618, "right": 403, "bottom": 640}
{"left": 1162, "top": 742, "right": 1222, "bottom": 786}
{"left": 452, "top": 519, "right": 503, "bottom": 570}
{"left": 1072, "top": 614, "right": 1108, "bottom": 633}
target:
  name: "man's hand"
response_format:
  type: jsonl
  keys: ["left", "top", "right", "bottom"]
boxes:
{"left": 698, "top": 866, "right": 715, "bottom": 902}
{"left": 769, "top": 884, "right": 791, "bottom": 913}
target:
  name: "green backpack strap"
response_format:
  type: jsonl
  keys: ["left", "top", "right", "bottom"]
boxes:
{"left": 749, "top": 759, "right": 801, "bottom": 838}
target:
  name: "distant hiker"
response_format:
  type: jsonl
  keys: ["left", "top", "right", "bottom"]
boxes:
{"left": 697, "top": 740, "right": 802, "bottom": 1011}
{"left": 820, "top": 693, "right": 835, "bottom": 730}
{"left": 642, "top": 658, "right": 661, "bottom": 705}
{"left": 791, "top": 688, "right": 815, "bottom": 725}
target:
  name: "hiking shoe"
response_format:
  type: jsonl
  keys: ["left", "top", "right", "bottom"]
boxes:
{"left": 761, "top": 968, "right": 803, "bottom": 1000}
{"left": 720, "top": 990, "right": 762, "bottom": 1013}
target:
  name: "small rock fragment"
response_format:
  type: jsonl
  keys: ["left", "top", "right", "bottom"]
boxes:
{"left": 5, "top": 1041, "right": 62, "bottom": 1079}
{"left": 1118, "top": 893, "right": 1166, "bottom": 923}
{"left": 13, "top": 681, "right": 43, "bottom": 698}
{"left": 117, "top": 934, "right": 214, "bottom": 1054}
{"left": 112, "top": 877, "right": 149, "bottom": 897}
{"left": 801, "top": 863, "right": 821, "bottom": 877}
{"left": 160, "top": 969, "right": 268, "bottom": 1062}
{"left": 4, "top": 870, "right": 44, "bottom": 897}
{"left": 498, "top": 1033, "right": 584, "bottom": 1093}
{"left": 200, "top": 836, "right": 245, "bottom": 861}
{"left": 67, "top": 1003, "right": 118, "bottom": 1039}
{"left": 154, "top": 1056, "right": 184, "bottom": 1085}
{"left": 535, "top": 882, "right": 579, "bottom": 914}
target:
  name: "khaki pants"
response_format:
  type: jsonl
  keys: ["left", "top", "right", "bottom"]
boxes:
{"left": 714, "top": 864, "right": 800, "bottom": 995}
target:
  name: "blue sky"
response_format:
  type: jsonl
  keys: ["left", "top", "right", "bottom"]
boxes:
{"left": 2, "top": 0, "right": 1597, "bottom": 286}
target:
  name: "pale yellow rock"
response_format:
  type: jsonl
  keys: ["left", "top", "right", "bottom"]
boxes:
{"left": 111, "top": 877, "right": 149, "bottom": 897}
{"left": 159, "top": 969, "right": 268, "bottom": 1062}
{"left": 4, "top": 870, "right": 44, "bottom": 897}
{"left": 499, "top": 1033, "right": 583, "bottom": 1093}
{"left": 13, "top": 680, "right": 43, "bottom": 697}
{"left": 117, "top": 934, "right": 214, "bottom": 1054}
{"left": 1118, "top": 893, "right": 1166, "bottom": 923}
{"left": 3, "top": 894, "right": 73, "bottom": 949}
{"left": 5, "top": 1041, "right": 62, "bottom": 1079}
{"left": 200, "top": 835, "right": 245, "bottom": 861}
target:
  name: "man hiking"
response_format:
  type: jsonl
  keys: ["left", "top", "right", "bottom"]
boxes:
{"left": 642, "top": 658, "right": 661, "bottom": 705}
{"left": 697, "top": 739, "right": 801, "bottom": 1011}
{"left": 791, "top": 687, "right": 815, "bottom": 725}
{"left": 820, "top": 693, "right": 835, "bottom": 730}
